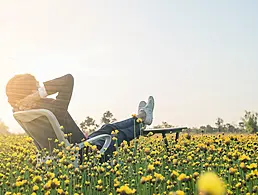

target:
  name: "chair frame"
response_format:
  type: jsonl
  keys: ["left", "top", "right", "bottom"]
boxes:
{"left": 13, "top": 109, "right": 112, "bottom": 154}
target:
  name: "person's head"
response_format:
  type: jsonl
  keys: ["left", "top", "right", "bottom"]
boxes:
{"left": 6, "top": 74, "right": 39, "bottom": 108}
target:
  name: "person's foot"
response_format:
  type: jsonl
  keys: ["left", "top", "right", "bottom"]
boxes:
{"left": 138, "top": 101, "right": 147, "bottom": 115}
{"left": 140, "top": 96, "right": 154, "bottom": 125}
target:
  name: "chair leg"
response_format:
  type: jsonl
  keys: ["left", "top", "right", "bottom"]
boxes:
{"left": 162, "top": 132, "right": 169, "bottom": 152}
{"left": 175, "top": 132, "right": 180, "bottom": 143}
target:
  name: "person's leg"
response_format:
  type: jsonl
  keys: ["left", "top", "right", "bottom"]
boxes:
{"left": 88, "top": 119, "right": 142, "bottom": 162}
{"left": 107, "top": 117, "right": 141, "bottom": 130}
{"left": 87, "top": 118, "right": 135, "bottom": 139}
{"left": 103, "top": 100, "right": 147, "bottom": 130}
{"left": 86, "top": 96, "right": 154, "bottom": 161}
{"left": 84, "top": 117, "right": 141, "bottom": 162}
{"left": 87, "top": 106, "right": 146, "bottom": 139}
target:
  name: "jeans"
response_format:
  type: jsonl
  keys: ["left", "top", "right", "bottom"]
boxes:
{"left": 87, "top": 118, "right": 142, "bottom": 159}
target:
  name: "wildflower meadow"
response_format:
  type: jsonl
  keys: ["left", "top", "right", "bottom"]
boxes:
{"left": 0, "top": 132, "right": 257, "bottom": 195}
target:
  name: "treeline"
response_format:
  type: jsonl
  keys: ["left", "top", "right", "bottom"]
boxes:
{"left": 80, "top": 110, "right": 258, "bottom": 134}
{"left": 1, "top": 110, "right": 257, "bottom": 135}
{"left": 190, "top": 111, "right": 258, "bottom": 134}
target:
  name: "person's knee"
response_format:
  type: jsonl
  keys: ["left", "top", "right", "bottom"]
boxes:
{"left": 101, "top": 124, "right": 116, "bottom": 131}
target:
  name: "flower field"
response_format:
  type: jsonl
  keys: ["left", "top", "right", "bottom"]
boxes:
{"left": 0, "top": 133, "right": 257, "bottom": 195}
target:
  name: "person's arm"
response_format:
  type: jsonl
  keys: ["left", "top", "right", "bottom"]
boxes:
{"left": 43, "top": 74, "right": 74, "bottom": 110}
{"left": 15, "top": 74, "right": 74, "bottom": 111}
{"left": 15, "top": 91, "right": 41, "bottom": 111}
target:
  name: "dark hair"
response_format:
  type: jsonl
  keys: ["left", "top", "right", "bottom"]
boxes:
{"left": 6, "top": 74, "right": 38, "bottom": 108}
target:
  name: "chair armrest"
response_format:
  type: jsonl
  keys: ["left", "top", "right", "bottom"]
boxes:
{"left": 77, "top": 134, "right": 112, "bottom": 154}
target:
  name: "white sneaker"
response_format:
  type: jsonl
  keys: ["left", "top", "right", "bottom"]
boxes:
{"left": 140, "top": 96, "right": 154, "bottom": 125}
{"left": 138, "top": 101, "right": 147, "bottom": 115}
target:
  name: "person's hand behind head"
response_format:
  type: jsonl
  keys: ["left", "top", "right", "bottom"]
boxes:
{"left": 14, "top": 92, "right": 40, "bottom": 111}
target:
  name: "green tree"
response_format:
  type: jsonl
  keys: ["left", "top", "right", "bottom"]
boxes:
{"left": 80, "top": 116, "right": 99, "bottom": 134}
{"left": 101, "top": 111, "right": 117, "bottom": 124}
{"left": 206, "top": 125, "right": 214, "bottom": 133}
{"left": 153, "top": 121, "right": 173, "bottom": 128}
{"left": 199, "top": 126, "right": 206, "bottom": 134}
{"left": 225, "top": 123, "right": 236, "bottom": 133}
{"left": 199, "top": 125, "right": 214, "bottom": 134}
{"left": 215, "top": 118, "right": 224, "bottom": 132}
{"left": 238, "top": 121, "right": 245, "bottom": 133}
{"left": 0, "top": 120, "right": 10, "bottom": 134}
{"left": 241, "top": 111, "right": 258, "bottom": 133}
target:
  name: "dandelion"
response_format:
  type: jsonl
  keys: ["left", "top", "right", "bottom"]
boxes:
{"left": 131, "top": 114, "right": 137, "bottom": 118}
{"left": 177, "top": 173, "right": 187, "bottom": 182}
{"left": 116, "top": 185, "right": 136, "bottom": 195}
{"left": 246, "top": 163, "right": 257, "bottom": 170}
{"left": 136, "top": 118, "right": 143, "bottom": 123}
{"left": 32, "top": 185, "right": 39, "bottom": 191}
{"left": 239, "top": 154, "right": 250, "bottom": 162}
{"left": 147, "top": 164, "right": 155, "bottom": 172}
{"left": 197, "top": 172, "right": 225, "bottom": 195}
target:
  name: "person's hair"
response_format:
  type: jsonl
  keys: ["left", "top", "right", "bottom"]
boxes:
{"left": 6, "top": 74, "right": 38, "bottom": 108}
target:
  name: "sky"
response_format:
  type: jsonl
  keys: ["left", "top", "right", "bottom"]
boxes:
{"left": 1, "top": 0, "right": 258, "bottom": 133}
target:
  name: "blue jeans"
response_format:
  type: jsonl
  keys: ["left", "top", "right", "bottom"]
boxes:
{"left": 87, "top": 118, "right": 142, "bottom": 159}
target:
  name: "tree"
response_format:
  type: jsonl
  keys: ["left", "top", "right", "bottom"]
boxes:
{"left": 199, "top": 125, "right": 214, "bottom": 134}
{"left": 238, "top": 121, "right": 245, "bottom": 133}
{"left": 154, "top": 121, "right": 173, "bottom": 128}
{"left": 215, "top": 118, "right": 224, "bottom": 132}
{"left": 225, "top": 123, "right": 236, "bottom": 133}
{"left": 241, "top": 111, "right": 258, "bottom": 133}
{"left": 80, "top": 116, "right": 99, "bottom": 134}
{"left": 101, "top": 111, "right": 117, "bottom": 124}
{"left": 199, "top": 126, "right": 206, "bottom": 134}
{"left": 0, "top": 120, "right": 10, "bottom": 134}
{"left": 205, "top": 125, "right": 214, "bottom": 133}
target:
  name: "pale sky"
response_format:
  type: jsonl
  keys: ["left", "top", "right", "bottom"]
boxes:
{"left": 1, "top": 0, "right": 258, "bottom": 133}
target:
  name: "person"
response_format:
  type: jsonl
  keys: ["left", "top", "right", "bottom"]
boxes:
{"left": 6, "top": 74, "right": 155, "bottom": 160}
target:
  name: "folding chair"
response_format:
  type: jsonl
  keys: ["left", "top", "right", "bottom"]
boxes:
{"left": 13, "top": 109, "right": 112, "bottom": 165}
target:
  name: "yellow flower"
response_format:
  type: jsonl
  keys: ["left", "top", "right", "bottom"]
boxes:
{"left": 147, "top": 164, "right": 155, "bottom": 172}
{"left": 32, "top": 185, "right": 39, "bottom": 191}
{"left": 177, "top": 173, "right": 187, "bottom": 181}
{"left": 131, "top": 114, "right": 137, "bottom": 118}
{"left": 193, "top": 172, "right": 199, "bottom": 179}
{"left": 154, "top": 172, "right": 165, "bottom": 182}
{"left": 197, "top": 172, "right": 225, "bottom": 195}
{"left": 114, "top": 178, "right": 120, "bottom": 187}
{"left": 57, "top": 189, "right": 64, "bottom": 194}
{"left": 136, "top": 118, "right": 143, "bottom": 123}
{"left": 246, "top": 163, "right": 257, "bottom": 170}
{"left": 239, "top": 154, "right": 250, "bottom": 162}
{"left": 46, "top": 159, "right": 52, "bottom": 166}
{"left": 15, "top": 181, "right": 23, "bottom": 187}
{"left": 176, "top": 191, "right": 184, "bottom": 195}
{"left": 229, "top": 167, "right": 237, "bottom": 175}
{"left": 116, "top": 185, "right": 136, "bottom": 195}
{"left": 144, "top": 148, "right": 150, "bottom": 154}
{"left": 240, "top": 162, "right": 246, "bottom": 169}
{"left": 68, "top": 164, "right": 73, "bottom": 169}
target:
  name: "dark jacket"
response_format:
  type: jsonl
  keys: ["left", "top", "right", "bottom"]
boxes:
{"left": 35, "top": 74, "right": 86, "bottom": 144}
